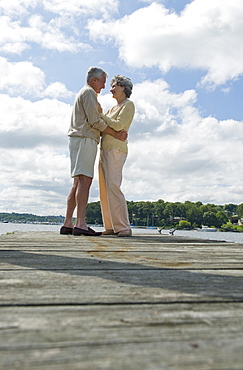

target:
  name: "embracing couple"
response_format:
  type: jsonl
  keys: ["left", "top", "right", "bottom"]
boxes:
{"left": 60, "top": 67, "right": 135, "bottom": 237}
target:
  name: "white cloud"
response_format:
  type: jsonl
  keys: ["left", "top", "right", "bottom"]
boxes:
{"left": 88, "top": 0, "right": 243, "bottom": 88}
{"left": 27, "top": 14, "right": 91, "bottom": 52}
{"left": 0, "top": 14, "right": 91, "bottom": 54}
{"left": 0, "top": 57, "right": 73, "bottom": 98}
{"left": 0, "top": 0, "right": 118, "bottom": 19}
{"left": 0, "top": 93, "right": 72, "bottom": 215}
{"left": 43, "top": 0, "right": 119, "bottom": 19}
{"left": 131, "top": 79, "right": 197, "bottom": 134}
{"left": 0, "top": 147, "right": 71, "bottom": 215}
{"left": 0, "top": 16, "right": 29, "bottom": 54}
{"left": 0, "top": 57, "right": 45, "bottom": 95}
{"left": 42, "top": 82, "right": 73, "bottom": 99}
{"left": 0, "top": 0, "right": 38, "bottom": 17}
{"left": 0, "top": 93, "right": 72, "bottom": 147}
{"left": 0, "top": 0, "right": 118, "bottom": 55}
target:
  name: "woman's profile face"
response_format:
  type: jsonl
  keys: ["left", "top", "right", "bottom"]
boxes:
{"left": 110, "top": 83, "right": 125, "bottom": 100}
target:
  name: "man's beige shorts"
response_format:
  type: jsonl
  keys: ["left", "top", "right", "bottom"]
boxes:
{"left": 69, "top": 137, "right": 97, "bottom": 178}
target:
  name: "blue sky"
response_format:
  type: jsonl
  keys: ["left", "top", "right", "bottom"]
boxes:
{"left": 0, "top": 0, "right": 242, "bottom": 216}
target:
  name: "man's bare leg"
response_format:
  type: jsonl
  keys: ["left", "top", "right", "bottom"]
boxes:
{"left": 75, "top": 174, "right": 92, "bottom": 230}
{"left": 63, "top": 178, "right": 78, "bottom": 228}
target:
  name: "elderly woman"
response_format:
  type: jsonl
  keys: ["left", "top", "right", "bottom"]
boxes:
{"left": 98, "top": 75, "right": 135, "bottom": 237}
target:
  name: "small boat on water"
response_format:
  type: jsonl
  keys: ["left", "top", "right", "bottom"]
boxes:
{"left": 198, "top": 225, "right": 217, "bottom": 232}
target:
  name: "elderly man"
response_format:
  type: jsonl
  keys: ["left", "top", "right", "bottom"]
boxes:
{"left": 60, "top": 67, "right": 127, "bottom": 236}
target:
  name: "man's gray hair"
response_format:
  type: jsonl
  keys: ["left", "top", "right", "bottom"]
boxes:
{"left": 86, "top": 67, "right": 108, "bottom": 82}
{"left": 110, "top": 75, "right": 133, "bottom": 98}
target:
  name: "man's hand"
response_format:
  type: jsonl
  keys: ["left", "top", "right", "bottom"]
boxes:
{"left": 97, "top": 102, "right": 103, "bottom": 113}
{"left": 103, "top": 127, "right": 128, "bottom": 141}
{"left": 115, "top": 129, "right": 128, "bottom": 142}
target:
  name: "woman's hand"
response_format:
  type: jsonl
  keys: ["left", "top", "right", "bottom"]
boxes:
{"left": 103, "top": 127, "right": 128, "bottom": 141}
{"left": 116, "top": 129, "right": 128, "bottom": 141}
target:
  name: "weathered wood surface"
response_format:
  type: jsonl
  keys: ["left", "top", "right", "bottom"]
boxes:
{"left": 0, "top": 231, "right": 243, "bottom": 369}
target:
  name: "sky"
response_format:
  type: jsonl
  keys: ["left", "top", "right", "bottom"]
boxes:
{"left": 0, "top": 0, "right": 243, "bottom": 216}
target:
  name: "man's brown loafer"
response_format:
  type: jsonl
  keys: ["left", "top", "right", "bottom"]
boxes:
{"left": 73, "top": 227, "right": 102, "bottom": 236}
{"left": 60, "top": 226, "right": 73, "bottom": 235}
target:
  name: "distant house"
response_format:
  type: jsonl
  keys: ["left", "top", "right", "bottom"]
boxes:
{"left": 238, "top": 218, "right": 243, "bottom": 226}
{"left": 167, "top": 217, "right": 185, "bottom": 224}
{"left": 230, "top": 215, "right": 239, "bottom": 225}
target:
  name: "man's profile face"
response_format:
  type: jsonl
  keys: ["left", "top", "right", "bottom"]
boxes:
{"left": 92, "top": 75, "right": 106, "bottom": 93}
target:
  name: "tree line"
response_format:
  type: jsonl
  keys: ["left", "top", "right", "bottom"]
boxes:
{"left": 0, "top": 212, "right": 64, "bottom": 224}
{"left": 1, "top": 200, "right": 243, "bottom": 231}
{"left": 86, "top": 200, "right": 243, "bottom": 230}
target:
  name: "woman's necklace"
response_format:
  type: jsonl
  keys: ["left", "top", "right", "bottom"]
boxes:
{"left": 114, "top": 98, "right": 127, "bottom": 109}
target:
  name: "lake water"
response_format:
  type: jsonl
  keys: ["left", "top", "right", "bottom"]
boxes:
{"left": 0, "top": 223, "right": 243, "bottom": 243}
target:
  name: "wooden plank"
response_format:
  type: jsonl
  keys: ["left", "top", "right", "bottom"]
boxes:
{"left": 0, "top": 232, "right": 243, "bottom": 369}
{"left": 0, "top": 268, "right": 243, "bottom": 305}
{"left": 0, "top": 303, "right": 243, "bottom": 369}
{"left": 0, "top": 230, "right": 230, "bottom": 247}
{"left": 1, "top": 249, "right": 243, "bottom": 269}
{"left": 0, "top": 239, "right": 241, "bottom": 250}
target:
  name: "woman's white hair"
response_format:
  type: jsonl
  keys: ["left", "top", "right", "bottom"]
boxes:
{"left": 111, "top": 75, "right": 133, "bottom": 98}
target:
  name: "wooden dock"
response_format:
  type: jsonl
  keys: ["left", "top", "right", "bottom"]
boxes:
{"left": 0, "top": 231, "right": 243, "bottom": 369}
